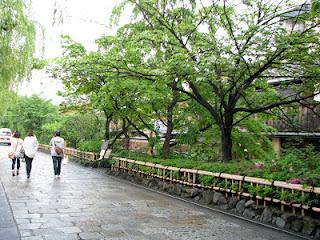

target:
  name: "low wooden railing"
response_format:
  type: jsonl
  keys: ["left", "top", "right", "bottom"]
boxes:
{"left": 38, "top": 144, "right": 100, "bottom": 161}
{"left": 113, "top": 157, "right": 320, "bottom": 216}
{"left": 38, "top": 145, "right": 320, "bottom": 215}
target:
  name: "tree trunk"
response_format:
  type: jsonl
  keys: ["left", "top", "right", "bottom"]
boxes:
{"left": 124, "top": 132, "right": 130, "bottom": 150}
{"left": 105, "top": 119, "right": 110, "bottom": 140}
{"left": 221, "top": 112, "right": 234, "bottom": 162}
{"left": 162, "top": 112, "right": 174, "bottom": 159}
{"left": 122, "top": 119, "right": 130, "bottom": 150}
{"left": 162, "top": 85, "right": 178, "bottom": 158}
{"left": 103, "top": 112, "right": 112, "bottom": 140}
{"left": 221, "top": 127, "right": 233, "bottom": 161}
{"left": 109, "top": 118, "right": 129, "bottom": 149}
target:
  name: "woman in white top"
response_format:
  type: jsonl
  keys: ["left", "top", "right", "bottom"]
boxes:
{"left": 22, "top": 130, "right": 39, "bottom": 178}
{"left": 10, "top": 131, "right": 23, "bottom": 176}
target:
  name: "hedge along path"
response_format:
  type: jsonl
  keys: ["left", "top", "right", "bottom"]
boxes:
{"left": 38, "top": 144, "right": 320, "bottom": 216}
{"left": 113, "top": 157, "right": 320, "bottom": 217}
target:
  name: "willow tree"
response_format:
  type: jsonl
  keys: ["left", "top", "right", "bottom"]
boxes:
{"left": 111, "top": 0, "right": 320, "bottom": 161}
{"left": 0, "top": 0, "right": 35, "bottom": 111}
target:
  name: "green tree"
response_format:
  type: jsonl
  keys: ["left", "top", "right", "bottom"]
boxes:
{"left": 111, "top": 0, "right": 320, "bottom": 161}
{"left": 6, "top": 95, "right": 59, "bottom": 136}
{"left": 55, "top": 36, "right": 187, "bottom": 157}
{"left": 59, "top": 112, "right": 103, "bottom": 148}
{"left": 0, "top": 0, "right": 35, "bottom": 111}
{"left": 53, "top": 37, "right": 127, "bottom": 145}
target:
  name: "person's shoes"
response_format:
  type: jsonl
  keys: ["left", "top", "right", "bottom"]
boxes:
{"left": 16, "top": 170, "right": 19, "bottom": 175}
{"left": 27, "top": 175, "right": 30, "bottom": 179}
{"left": 12, "top": 171, "right": 15, "bottom": 176}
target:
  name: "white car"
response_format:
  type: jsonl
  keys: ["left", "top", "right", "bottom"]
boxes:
{"left": 0, "top": 128, "right": 12, "bottom": 145}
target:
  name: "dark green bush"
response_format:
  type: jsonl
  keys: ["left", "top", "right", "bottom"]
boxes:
{"left": 198, "top": 175, "right": 215, "bottom": 186}
{"left": 110, "top": 146, "right": 320, "bottom": 187}
{"left": 261, "top": 144, "right": 320, "bottom": 185}
{"left": 78, "top": 140, "right": 102, "bottom": 153}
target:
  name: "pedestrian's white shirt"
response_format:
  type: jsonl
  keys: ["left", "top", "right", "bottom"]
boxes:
{"left": 10, "top": 137, "right": 23, "bottom": 155}
{"left": 49, "top": 136, "right": 65, "bottom": 156}
{"left": 22, "top": 136, "right": 38, "bottom": 158}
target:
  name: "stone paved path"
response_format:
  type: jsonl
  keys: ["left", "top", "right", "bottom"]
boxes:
{"left": 0, "top": 145, "right": 306, "bottom": 240}
{"left": 0, "top": 180, "right": 19, "bottom": 239}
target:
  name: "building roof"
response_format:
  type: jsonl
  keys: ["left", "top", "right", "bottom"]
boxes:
{"left": 271, "top": 131, "right": 320, "bottom": 138}
{"left": 281, "top": 1, "right": 311, "bottom": 18}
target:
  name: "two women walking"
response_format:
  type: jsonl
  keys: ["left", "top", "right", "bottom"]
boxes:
{"left": 9, "top": 130, "right": 65, "bottom": 179}
{"left": 10, "top": 130, "right": 39, "bottom": 178}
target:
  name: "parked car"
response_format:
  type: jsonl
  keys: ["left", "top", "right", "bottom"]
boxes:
{"left": 0, "top": 128, "right": 12, "bottom": 145}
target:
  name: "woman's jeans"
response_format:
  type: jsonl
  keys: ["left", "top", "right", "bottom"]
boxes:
{"left": 52, "top": 156, "right": 62, "bottom": 175}
{"left": 12, "top": 158, "right": 20, "bottom": 170}
{"left": 25, "top": 155, "right": 33, "bottom": 177}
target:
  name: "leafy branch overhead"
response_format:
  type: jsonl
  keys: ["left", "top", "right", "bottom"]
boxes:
{"left": 109, "top": 0, "right": 320, "bottom": 160}
{"left": 55, "top": 0, "right": 320, "bottom": 161}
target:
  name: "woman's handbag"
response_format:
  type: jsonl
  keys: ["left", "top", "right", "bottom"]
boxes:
{"left": 8, "top": 138, "right": 18, "bottom": 159}
{"left": 17, "top": 147, "right": 25, "bottom": 159}
{"left": 8, "top": 152, "right": 16, "bottom": 159}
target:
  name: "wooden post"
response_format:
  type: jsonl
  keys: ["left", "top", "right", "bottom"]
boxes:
{"left": 231, "top": 179, "right": 234, "bottom": 197}
{"left": 193, "top": 172, "right": 197, "bottom": 185}
{"left": 225, "top": 179, "right": 228, "bottom": 198}
{"left": 291, "top": 189, "right": 295, "bottom": 215}
{"left": 281, "top": 188, "right": 284, "bottom": 212}
{"left": 301, "top": 191, "right": 305, "bottom": 217}
{"left": 238, "top": 180, "right": 242, "bottom": 200}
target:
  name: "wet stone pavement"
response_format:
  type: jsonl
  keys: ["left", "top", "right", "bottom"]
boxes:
{"left": 0, "top": 145, "right": 305, "bottom": 240}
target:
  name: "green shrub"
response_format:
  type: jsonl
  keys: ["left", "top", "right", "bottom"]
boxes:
{"left": 261, "top": 144, "right": 320, "bottom": 185}
{"left": 110, "top": 146, "right": 320, "bottom": 187}
{"left": 231, "top": 182, "right": 239, "bottom": 192}
{"left": 280, "top": 190, "right": 292, "bottom": 202}
{"left": 198, "top": 175, "right": 215, "bottom": 186}
{"left": 248, "top": 185, "right": 257, "bottom": 197}
{"left": 263, "top": 186, "right": 275, "bottom": 198}
{"left": 78, "top": 140, "right": 102, "bottom": 153}
{"left": 189, "top": 143, "right": 220, "bottom": 162}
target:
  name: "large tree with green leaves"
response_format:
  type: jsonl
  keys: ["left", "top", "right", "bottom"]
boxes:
{"left": 0, "top": 0, "right": 35, "bottom": 95}
{"left": 55, "top": 36, "right": 188, "bottom": 157}
{"left": 110, "top": 0, "right": 320, "bottom": 161}
{"left": 6, "top": 95, "right": 59, "bottom": 136}
{"left": 53, "top": 37, "right": 130, "bottom": 146}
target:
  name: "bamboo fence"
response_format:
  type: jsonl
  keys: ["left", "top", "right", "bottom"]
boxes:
{"left": 38, "top": 144, "right": 100, "bottom": 161}
{"left": 113, "top": 157, "right": 320, "bottom": 216}
{"left": 38, "top": 144, "right": 320, "bottom": 216}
